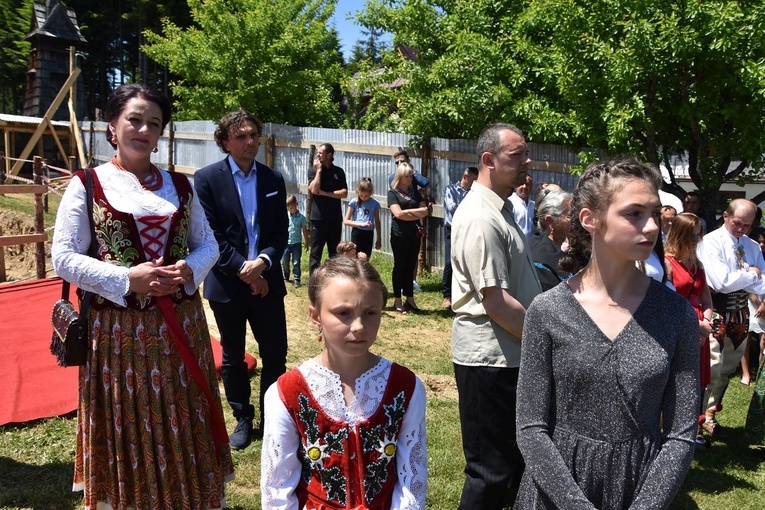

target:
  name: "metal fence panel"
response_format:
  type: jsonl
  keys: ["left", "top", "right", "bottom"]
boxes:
{"left": 81, "top": 121, "right": 580, "bottom": 269}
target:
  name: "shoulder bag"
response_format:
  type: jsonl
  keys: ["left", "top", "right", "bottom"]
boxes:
{"left": 50, "top": 168, "right": 98, "bottom": 367}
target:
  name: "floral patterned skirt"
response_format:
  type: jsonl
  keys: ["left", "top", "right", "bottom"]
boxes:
{"left": 73, "top": 294, "right": 233, "bottom": 509}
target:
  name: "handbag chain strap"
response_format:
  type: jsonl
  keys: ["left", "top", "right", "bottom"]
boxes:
{"left": 60, "top": 169, "right": 99, "bottom": 315}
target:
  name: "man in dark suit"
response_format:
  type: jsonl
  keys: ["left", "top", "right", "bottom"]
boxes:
{"left": 195, "top": 110, "right": 288, "bottom": 450}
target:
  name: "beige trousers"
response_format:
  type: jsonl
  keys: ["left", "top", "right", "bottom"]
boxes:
{"left": 704, "top": 335, "right": 747, "bottom": 410}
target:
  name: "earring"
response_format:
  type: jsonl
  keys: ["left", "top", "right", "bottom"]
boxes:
{"left": 111, "top": 134, "right": 118, "bottom": 144}
{"left": 153, "top": 145, "right": 159, "bottom": 153}
{"left": 317, "top": 328, "right": 323, "bottom": 342}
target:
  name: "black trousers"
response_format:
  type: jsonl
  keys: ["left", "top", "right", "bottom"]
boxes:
{"left": 391, "top": 233, "right": 419, "bottom": 298}
{"left": 309, "top": 220, "right": 342, "bottom": 274}
{"left": 443, "top": 224, "right": 452, "bottom": 299}
{"left": 351, "top": 228, "right": 374, "bottom": 258}
{"left": 454, "top": 363, "right": 524, "bottom": 510}
{"left": 209, "top": 288, "right": 287, "bottom": 428}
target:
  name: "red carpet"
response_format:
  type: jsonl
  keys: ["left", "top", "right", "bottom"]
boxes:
{"left": 0, "top": 278, "right": 78, "bottom": 426}
{"left": 0, "top": 278, "right": 257, "bottom": 426}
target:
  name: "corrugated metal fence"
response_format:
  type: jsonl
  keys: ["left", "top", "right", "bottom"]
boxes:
{"left": 84, "top": 121, "right": 581, "bottom": 269}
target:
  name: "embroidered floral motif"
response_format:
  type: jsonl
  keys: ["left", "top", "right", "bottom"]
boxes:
{"left": 319, "top": 466, "right": 346, "bottom": 505}
{"left": 135, "top": 293, "right": 151, "bottom": 310}
{"left": 170, "top": 203, "right": 191, "bottom": 261}
{"left": 735, "top": 244, "right": 746, "bottom": 269}
{"left": 94, "top": 202, "right": 139, "bottom": 267}
{"left": 296, "top": 393, "right": 329, "bottom": 483}
{"left": 363, "top": 390, "right": 408, "bottom": 502}
{"left": 296, "top": 393, "right": 349, "bottom": 502}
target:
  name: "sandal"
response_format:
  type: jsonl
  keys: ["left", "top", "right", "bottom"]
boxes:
{"left": 394, "top": 300, "right": 407, "bottom": 314}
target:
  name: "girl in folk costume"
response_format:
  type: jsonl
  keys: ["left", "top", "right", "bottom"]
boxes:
{"left": 51, "top": 84, "right": 232, "bottom": 508}
{"left": 261, "top": 257, "right": 427, "bottom": 509}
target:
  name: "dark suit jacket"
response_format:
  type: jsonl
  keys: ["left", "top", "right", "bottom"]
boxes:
{"left": 195, "top": 158, "right": 288, "bottom": 303}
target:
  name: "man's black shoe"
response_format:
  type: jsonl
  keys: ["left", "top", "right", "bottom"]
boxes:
{"left": 229, "top": 418, "right": 253, "bottom": 450}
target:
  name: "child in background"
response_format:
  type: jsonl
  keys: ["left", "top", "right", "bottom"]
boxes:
{"left": 336, "top": 240, "right": 359, "bottom": 259}
{"left": 344, "top": 177, "right": 382, "bottom": 259}
{"left": 260, "top": 257, "right": 428, "bottom": 509}
{"left": 282, "top": 194, "right": 309, "bottom": 288}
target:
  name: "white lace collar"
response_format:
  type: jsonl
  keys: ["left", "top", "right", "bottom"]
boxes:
{"left": 299, "top": 357, "right": 390, "bottom": 426}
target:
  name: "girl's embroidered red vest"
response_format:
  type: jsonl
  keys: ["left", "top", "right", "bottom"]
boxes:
{"left": 277, "top": 363, "right": 416, "bottom": 510}
{"left": 75, "top": 169, "right": 196, "bottom": 310}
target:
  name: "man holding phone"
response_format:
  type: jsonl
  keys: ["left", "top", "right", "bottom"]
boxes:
{"left": 307, "top": 143, "right": 348, "bottom": 274}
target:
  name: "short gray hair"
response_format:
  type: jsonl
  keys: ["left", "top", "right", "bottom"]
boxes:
{"left": 535, "top": 189, "right": 572, "bottom": 233}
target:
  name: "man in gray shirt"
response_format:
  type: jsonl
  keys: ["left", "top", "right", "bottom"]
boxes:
{"left": 451, "top": 123, "right": 542, "bottom": 509}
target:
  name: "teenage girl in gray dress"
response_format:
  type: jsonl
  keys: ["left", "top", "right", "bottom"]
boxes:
{"left": 515, "top": 158, "right": 700, "bottom": 509}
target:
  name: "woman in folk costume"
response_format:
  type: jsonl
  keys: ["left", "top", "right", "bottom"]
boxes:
{"left": 260, "top": 257, "right": 427, "bottom": 509}
{"left": 52, "top": 83, "right": 232, "bottom": 508}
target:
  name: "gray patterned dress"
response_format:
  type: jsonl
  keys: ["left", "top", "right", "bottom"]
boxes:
{"left": 515, "top": 279, "right": 700, "bottom": 509}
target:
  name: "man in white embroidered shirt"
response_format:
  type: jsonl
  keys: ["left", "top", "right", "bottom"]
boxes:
{"left": 698, "top": 198, "right": 765, "bottom": 437}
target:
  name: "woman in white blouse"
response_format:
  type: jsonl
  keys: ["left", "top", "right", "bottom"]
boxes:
{"left": 52, "top": 84, "right": 233, "bottom": 509}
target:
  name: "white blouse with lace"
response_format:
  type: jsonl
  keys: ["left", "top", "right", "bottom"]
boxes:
{"left": 261, "top": 357, "right": 428, "bottom": 509}
{"left": 51, "top": 162, "right": 219, "bottom": 306}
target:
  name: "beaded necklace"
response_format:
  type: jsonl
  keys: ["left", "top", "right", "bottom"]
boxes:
{"left": 111, "top": 156, "right": 163, "bottom": 191}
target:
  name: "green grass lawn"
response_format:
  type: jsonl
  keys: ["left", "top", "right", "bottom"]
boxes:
{"left": 1, "top": 194, "right": 764, "bottom": 508}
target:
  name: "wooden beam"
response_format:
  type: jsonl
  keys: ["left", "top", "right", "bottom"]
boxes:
{"left": 0, "top": 185, "right": 48, "bottom": 194}
{"left": 0, "top": 226, "right": 5, "bottom": 282}
{"left": 0, "top": 233, "right": 48, "bottom": 247}
{"left": 69, "top": 102, "right": 86, "bottom": 168}
{"left": 10, "top": 67, "right": 82, "bottom": 175}
{"left": 68, "top": 47, "right": 87, "bottom": 168}
{"left": 3, "top": 132, "right": 9, "bottom": 176}
{"left": 46, "top": 117, "right": 69, "bottom": 163}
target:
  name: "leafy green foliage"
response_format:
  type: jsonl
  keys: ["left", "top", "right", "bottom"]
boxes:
{"left": 143, "top": 0, "right": 344, "bottom": 125}
{"left": 517, "top": 0, "right": 765, "bottom": 193}
{"left": 348, "top": 0, "right": 532, "bottom": 138}
{"left": 347, "top": 25, "right": 388, "bottom": 74}
{"left": 0, "top": 0, "right": 34, "bottom": 114}
{"left": 352, "top": 0, "right": 765, "bottom": 194}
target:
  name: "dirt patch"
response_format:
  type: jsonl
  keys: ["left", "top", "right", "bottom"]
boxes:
{"left": 0, "top": 207, "right": 52, "bottom": 282}
{"left": 421, "top": 373, "right": 458, "bottom": 400}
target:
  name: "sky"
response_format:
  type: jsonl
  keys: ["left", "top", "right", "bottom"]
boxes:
{"left": 331, "top": 0, "right": 391, "bottom": 60}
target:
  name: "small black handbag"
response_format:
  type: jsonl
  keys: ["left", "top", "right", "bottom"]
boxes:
{"left": 50, "top": 168, "right": 98, "bottom": 367}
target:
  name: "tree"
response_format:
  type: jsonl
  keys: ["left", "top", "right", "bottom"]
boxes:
{"left": 347, "top": 26, "right": 388, "bottom": 73}
{"left": 354, "top": 0, "right": 765, "bottom": 205}
{"left": 143, "top": 0, "right": 344, "bottom": 125}
{"left": 68, "top": 0, "right": 194, "bottom": 119}
{"left": 348, "top": 0, "right": 530, "bottom": 137}
{"left": 515, "top": 0, "right": 765, "bottom": 211}
{"left": 0, "top": 0, "right": 34, "bottom": 114}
